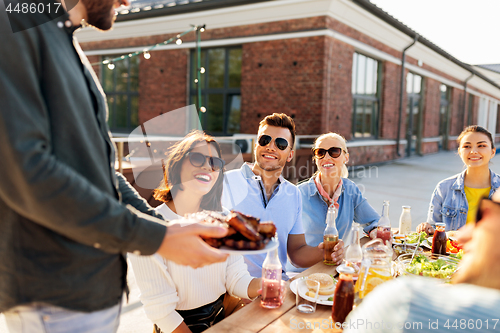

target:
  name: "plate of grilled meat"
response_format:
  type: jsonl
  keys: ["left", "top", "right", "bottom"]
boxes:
{"left": 186, "top": 210, "right": 278, "bottom": 254}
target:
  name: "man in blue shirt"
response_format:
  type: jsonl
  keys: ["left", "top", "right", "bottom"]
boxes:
{"left": 222, "top": 113, "right": 344, "bottom": 278}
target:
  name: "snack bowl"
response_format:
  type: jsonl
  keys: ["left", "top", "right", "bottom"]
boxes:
{"left": 392, "top": 244, "right": 424, "bottom": 258}
{"left": 396, "top": 253, "right": 459, "bottom": 281}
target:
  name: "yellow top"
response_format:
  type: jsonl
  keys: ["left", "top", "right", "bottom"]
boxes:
{"left": 464, "top": 186, "right": 491, "bottom": 224}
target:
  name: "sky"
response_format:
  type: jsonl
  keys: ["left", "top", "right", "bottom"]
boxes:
{"left": 369, "top": 0, "right": 500, "bottom": 65}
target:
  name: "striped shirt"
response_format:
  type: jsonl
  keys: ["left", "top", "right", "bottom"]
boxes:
{"left": 345, "top": 277, "right": 500, "bottom": 332}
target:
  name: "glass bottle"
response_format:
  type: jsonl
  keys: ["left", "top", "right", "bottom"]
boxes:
{"left": 344, "top": 223, "right": 362, "bottom": 280}
{"left": 432, "top": 222, "right": 447, "bottom": 255}
{"left": 332, "top": 265, "right": 355, "bottom": 323}
{"left": 261, "top": 247, "right": 282, "bottom": 309}
{"left": 376, "top": 201, "right": 392, "bottom": 245}
{"left": 398, "top": 206, "right": 412, "bottom": 235}
{"left": 323, "top": 204, "right": 339, "bottom": 265}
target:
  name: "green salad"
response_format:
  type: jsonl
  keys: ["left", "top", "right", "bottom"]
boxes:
{"left": 450, "top": 249, "right": 464, "bottom": 260}
{"left": 405, "top": 254, "right": 458, "bottom": 279}
{"left": 405, "top": 232, "right": 427, "bottom": 244}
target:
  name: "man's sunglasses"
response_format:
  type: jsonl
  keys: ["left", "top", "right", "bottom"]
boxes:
{"left": 313, "top": 146, "right": 345, "bottom": 159}
{"left": 187, "top": 152, "right": 225, "bottom": 172}
{"left": 258, "top": 134, "right": 289, "bottom": 151}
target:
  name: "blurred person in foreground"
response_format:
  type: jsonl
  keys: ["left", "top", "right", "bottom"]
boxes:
{"left": 417, "top": 125, "right": 499, "bottom": 234}
{"left": 287, "top": 132, "right": 378, "bottom": 273}
{"left": 0, "top": 1, "right": 227, "bottom": 332}
{"left": 222, "top": 113, "right": 344, "bottom": 280}
{"left": 129, "top": 131, "right": 262, "bottom": 333}
{"left": 345, "top": 191, "right": 500, "bottom": 333}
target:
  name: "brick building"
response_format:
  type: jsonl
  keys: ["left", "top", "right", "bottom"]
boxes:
{"left": 77, "top": 0, "right": 500, "bottom": 182}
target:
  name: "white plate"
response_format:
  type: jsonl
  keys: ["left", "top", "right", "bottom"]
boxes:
{"left": 217, "top": 237, "right": 279, "bottom": 255}
{"left": 289, "top": 278, "right": 336, "bottom": 306}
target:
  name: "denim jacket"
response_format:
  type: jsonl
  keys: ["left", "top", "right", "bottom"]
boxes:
{"left": 430, "top": 170, "right": 500, "bottom": 230}
{"left": 299, "top": 177, "right": 379, "bottom": 246}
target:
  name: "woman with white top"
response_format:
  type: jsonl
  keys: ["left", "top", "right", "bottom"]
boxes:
{"left": 129, "top": 130, "right": 261, "bottom": 333}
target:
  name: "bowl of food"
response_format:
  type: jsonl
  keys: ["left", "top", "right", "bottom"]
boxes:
{"left": 393, "top": 231, "right": 427, "bottom": 245}
{"left": 392, "top": 244, "right": 424, "bottom": 258}
{"left": 397, "top": 253, "right": 459, "bottom": 281}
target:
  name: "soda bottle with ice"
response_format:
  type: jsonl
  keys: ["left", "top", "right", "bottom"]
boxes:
{"left": 261, "top": 247, "right": 282, "bottom": 309}
{"left": 323, "top": 204, "right": 339, "bottom": 265}
{"left": 376, "top": 200, "right": 392, "bottom": 246}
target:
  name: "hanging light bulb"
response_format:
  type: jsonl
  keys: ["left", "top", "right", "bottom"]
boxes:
{"left": 200, "top": 67, "right": 205, "bottom": 74}
{"left": 194, "top": 79, "right": 199, "bottom": 83}
{"left": 176, "top": 39, "right": 182, "bottom": 45}
{"left": 200, "top": 106, "right": 206, "bottom": 113}
{"left": 108, "top": 63, "right": 115, "bottom": 70}
{"left": 143, "top": 51, "right": 151, "bottom": 60}
{"left": 103, "top": 60, "right": 110, "bottom": 65}
{"left": 200, "top": 25, "right": 205, "bottom": 32}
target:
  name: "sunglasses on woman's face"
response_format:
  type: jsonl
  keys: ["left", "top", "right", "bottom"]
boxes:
{"left": 187, "top": 152, "right": 225, "bottom": 172}
{"left": 258, "top": 134, "right": 289, "bottom": 151}
{"left": 313, "top": 146, "right": 345, "bottom": 159}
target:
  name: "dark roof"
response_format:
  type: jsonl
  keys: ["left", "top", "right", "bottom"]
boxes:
{"left": 352, "top": 0, "right": 500, "bottom": 91}
{"left": 476, "top": 64, "right": 500, "bottom": 74}
{"left": 118, "top": 0, "right": 272, "bottom": 21}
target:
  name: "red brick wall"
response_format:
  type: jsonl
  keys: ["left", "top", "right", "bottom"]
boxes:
{"left": 138, "top": 49, "right": 189, "bottom": 127}
{"left": 239, "top": 37, "right": 325, "bottom": 136}
{"left": 323, "top": 37, "right": 355, "bottom": 139}
{"left": 422, "top": 78, "right": 440, "bottom": 138}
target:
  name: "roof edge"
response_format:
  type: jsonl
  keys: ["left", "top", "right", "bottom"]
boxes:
{"left": 117, "top": 0, "right": 273, "bottom": 22}
{"left": 352, "top": 0, "right": 500, "bottom": 91}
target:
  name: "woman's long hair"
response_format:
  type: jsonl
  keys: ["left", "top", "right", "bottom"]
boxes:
{"left": 312, "top": 132, "right": 349, "bottom": 178}
{"left": 153, "top": 130, "right": 224, "bottom": 211}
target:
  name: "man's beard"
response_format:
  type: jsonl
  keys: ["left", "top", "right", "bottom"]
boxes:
{"left": 82, "top": 0, "right": 116, "bottom": 31}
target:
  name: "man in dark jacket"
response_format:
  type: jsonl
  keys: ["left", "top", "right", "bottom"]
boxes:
{"left": 0, "top": 0, "right": 228, "bottom": 331}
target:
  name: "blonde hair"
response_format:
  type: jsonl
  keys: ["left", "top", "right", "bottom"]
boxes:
{"left": 313, "top": 132, "right": 349, "bottom": 178}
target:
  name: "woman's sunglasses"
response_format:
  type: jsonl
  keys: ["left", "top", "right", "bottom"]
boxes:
{"left": 313, "top": 146, "right": 345, "bottom": 159}
{"left": 258, "top": 134, "right": 289, "bottom": 151}
{"left": 188, "top": 152, "right": 225, "bottom": 172}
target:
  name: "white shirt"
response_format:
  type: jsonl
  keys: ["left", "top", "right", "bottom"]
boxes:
{"left": 128, "top": 204, "right": 254, "bottom": 333}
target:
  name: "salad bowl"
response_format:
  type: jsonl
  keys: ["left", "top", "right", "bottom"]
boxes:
{"left": 396, "top": 253, "right": 460, "bottom": 281}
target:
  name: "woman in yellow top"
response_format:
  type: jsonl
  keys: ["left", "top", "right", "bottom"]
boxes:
{"left": 417, "top": 126, "right": 500, "bottom": 234}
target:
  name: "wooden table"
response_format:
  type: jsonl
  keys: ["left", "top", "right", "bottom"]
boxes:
{"left": 206, "top": 262, "right": 343, "bottom": 333}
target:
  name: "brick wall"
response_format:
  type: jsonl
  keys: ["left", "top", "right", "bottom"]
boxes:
{"left": 239, "top": 37, "right": 325, "bottom": 136}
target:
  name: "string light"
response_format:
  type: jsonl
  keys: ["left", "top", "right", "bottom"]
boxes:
{"left": 200, "top": 67, "right": 205, "bottom": 74}
{"left": 200, "top": 107, "right": 206, "bottom": 113}
{"left": 194, "top": 79, "right": 198, "bottom": 83}
{"left": 90, "top": 24, "right": 206, "bottom": 66}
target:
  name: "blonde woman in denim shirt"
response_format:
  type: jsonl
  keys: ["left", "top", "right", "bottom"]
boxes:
{"left": 287, "top": 133, "right": 379, "bottom": 272}
{"left": 417, "top": 126, "right": 500, "bottom": 234}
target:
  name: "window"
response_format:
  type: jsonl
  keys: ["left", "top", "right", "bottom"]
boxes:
{"left": 102, "top": 56, "right": 139, "bottom": 132}
{"left": 352, "top": 53, "right": 380, "bottom": 139}
{"left": 439, "top": 84, "right": 450, "bottom": 138}
{"left": 190, "top": 47, "right": 242, "bottom": 135}
{"left": 406, "top": 72, "right": 422, "bottom": 144}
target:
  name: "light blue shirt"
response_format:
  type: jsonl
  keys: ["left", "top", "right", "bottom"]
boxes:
{"left": 222, "top": 163, "right": 304, "bottom": 278}
{"left": 286, "top": 176, "right": 379, "bottom": 272}
{"left": 346, "top": 277, "right": 500, "bottom": 333}
{"left": 430, "top": 169, "right": 500, "bottom": 230}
